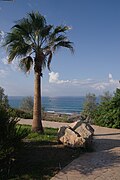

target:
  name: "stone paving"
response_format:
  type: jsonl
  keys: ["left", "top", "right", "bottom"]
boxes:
{"left": 19, "top": 119, "right": 120, "bottom": 180}
{"left": 51, "top": 125, "right": 120, "bottom": 180}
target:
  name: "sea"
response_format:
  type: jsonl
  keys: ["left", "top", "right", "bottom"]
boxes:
{"left": 8, "top": 96, "right": 85, "bottom": 114}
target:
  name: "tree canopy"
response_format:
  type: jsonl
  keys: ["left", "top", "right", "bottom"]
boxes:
{"left": 4, "top": 12, "right": 74, "bottom": 75}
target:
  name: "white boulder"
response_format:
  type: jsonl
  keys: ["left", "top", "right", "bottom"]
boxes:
{"left": 58, "top": 121, "right": 94, "bottom": 148}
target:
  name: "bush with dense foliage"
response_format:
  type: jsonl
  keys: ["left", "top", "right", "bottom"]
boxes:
{"left": 94, "top": 89, "right": 120, "bottom": 128}
{"left": 0, "top": 104, "right": 29, "bottom": 179}
{"left": 82, "top": 89, "right": 120, "bottom": 129}
{"left": 9, "top": 107, "right": 33, "bottom": 119}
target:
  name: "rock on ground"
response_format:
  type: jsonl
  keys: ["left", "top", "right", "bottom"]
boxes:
{"left": 58, "top": 121, "right": 94, "bottom": 148}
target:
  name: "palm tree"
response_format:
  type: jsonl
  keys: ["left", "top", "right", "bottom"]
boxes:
{"left": 4, "top": 12, "right": 74, "bottom": 133}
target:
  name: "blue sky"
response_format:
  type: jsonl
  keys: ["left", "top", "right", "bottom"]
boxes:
{"left": 0, "top": 0, "right": 120, "bottom": 96}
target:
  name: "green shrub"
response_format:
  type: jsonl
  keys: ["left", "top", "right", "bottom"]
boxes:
{"left": 8, "top": 107, "right": 33, "bottom": 119}
{"left": 0, "top": 104, "right": 29, "bottom": 179}
{"left": 93, "top": 89, "right": 120, "bottom": 129}
{"left": 82, "top": 90, "right": 120, "bottom": 128}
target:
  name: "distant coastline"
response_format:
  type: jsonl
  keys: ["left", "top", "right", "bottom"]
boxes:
{"left": 8, "top": 96, "right": 85, "bottom": 114}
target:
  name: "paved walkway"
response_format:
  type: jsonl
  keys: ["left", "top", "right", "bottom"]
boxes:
{"left": 51, "top": 125, "right": 120, "bottom": 180}
{"left": 19, "top": 119, "right": 120, "bottom": 180}
{"left": 19, "top": 118, "right": 70, "bottom": 128}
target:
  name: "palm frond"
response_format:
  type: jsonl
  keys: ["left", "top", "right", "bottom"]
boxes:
{"left": 41, "top": 57, "right": 47, "bottom": 70}
{"left": 54, "top": 35, "right": 67, "bottom": 42}
{"left": 49, "top": 25, "right": 68, "bottom": 42}
{"left": 4, "top": 27, "right": 32, "bottom": 63}
{"left": 13, "top": 23, "right": 31, "bottom": 40}
{"left": 54, "top": 25, "right": 69, "bottom": 34}
{"left": 3, "top": 31, "right": 21, "bottom": 46}
{"left": 4, "top": 11, "right": 74, "bottom": 74}
{"left": 41, "top": 25, "right": 53, "bottom": 39}
{"left": 13, "top": 18, "right": 35, "bottom": 44}
{"left": 19, "top": 56, "right": 33, "bottom": 73}
{"left": 47, "top": 51, "right": 52, "bottom": 71}
{"left": 7, "top": 41, "right": 32, "bottom": 63}
{"left": 28, "top": 12, "right": 46, "bottom": 31}
{"left": 53, "top": 41, "right": 74, "bottom": 53}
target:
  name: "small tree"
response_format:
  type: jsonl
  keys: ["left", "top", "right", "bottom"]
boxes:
{"left": 20, "top": 96, "right": 33, "bottom": 112}
{"left": 81, "top": 93, "right": 97, "bottom": 123}
{"left": 0, "top": 86, "right": 9, "bottom": 108}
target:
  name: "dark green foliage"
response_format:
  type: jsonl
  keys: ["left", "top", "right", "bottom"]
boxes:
{"left": 81, "top": 93, "right": 97, "bottom": 123}
{"left": 82, "top": 90, "right": 120, "bottom": 128}
{"left": 0, "top": 104, "right": 29, "bottom": 179}
{"left": 100, "top": 91, "right": 112, "bottom": 103}
{"left": 94, "top": 89, "right": 120, "bottom": 128}
{"left": 0, "top": 86, "right": 9, "bottom": 108}
{"left": 8, "top": 107, "right": 45, "bottom": 119}
{"left": 3, "top": 11, "right": 74, "bottom": 74}
{"left": 9, "top": 107, "right": 33, "bottom": 119}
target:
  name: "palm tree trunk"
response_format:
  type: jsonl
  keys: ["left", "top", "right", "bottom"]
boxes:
{"left": 32, "top": 72, "right": 44, "bottom": 133}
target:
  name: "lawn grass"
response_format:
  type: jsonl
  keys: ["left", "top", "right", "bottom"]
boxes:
{"left": 27, "top": 126, "right": 58, "bottom": 143}
{"left": 9, "top": 125, "right": 85, "bottom": 180}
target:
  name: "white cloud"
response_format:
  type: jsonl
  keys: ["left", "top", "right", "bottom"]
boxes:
{"left": 0, "top": 69, "right": 7, "bottom": 77}
{"left": 90, "top": 73, "right": 120, "bottom": 91}
{"left": 49, "top": 72, "right": 94, "bottom": 85}
{"left": 49, "top": 71, "right": 95, "bottom": 86}
{"left": 71, "top": 78, "right": 94, "bottom": 86}
{"left": 49, "top": 72, "right": 59, "bottom": 83}
{"left": 1, "top": 56, "right": 8, "bottom": 65}
{"left": 1, "top": 56, "right": 22, "bottom": 72}
{"left": 48, "top": 71, "right": 120, "bottom": 95}
{"left": 49, "top": 71, "right": 70, "bottom": 84}
{"left": 108, "top": 73, "right": 114, "bottom": 83}
{"left": 91, "top": 82, "right": 107, "bottom": 90}
{"left": 109, "top": 73, "right": 112, "bottom": 79}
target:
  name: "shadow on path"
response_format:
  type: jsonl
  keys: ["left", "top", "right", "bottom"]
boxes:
{"left": 55, "top": 139, "right": 120, "bottom": 176}
{"left": 52, "top": 128, "right": 120, "bottom": 179}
